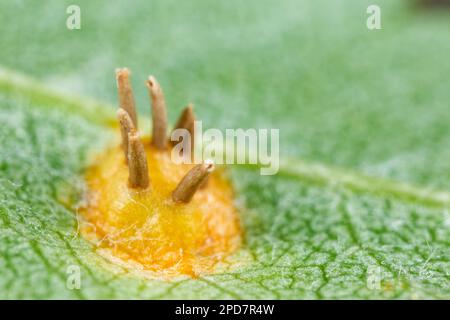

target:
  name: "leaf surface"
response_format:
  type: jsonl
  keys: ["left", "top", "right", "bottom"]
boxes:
{"left": 0, "top": 0, "right": 449, "bottom": 299}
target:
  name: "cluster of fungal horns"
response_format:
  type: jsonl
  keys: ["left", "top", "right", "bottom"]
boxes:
{"left": 115, "top": 68, "right": 214, "bottom": 203}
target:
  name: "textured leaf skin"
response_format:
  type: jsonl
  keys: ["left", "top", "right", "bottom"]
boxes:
{"left": 0, "top": 0, "right": 449, "bottom": 299}
{"left": 0, "top": 90, "right": 448, "bottom": 299}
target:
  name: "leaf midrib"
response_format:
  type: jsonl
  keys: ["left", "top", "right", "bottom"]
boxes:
{"left": 1, "top": 66, "right": 449, "bottom": 210}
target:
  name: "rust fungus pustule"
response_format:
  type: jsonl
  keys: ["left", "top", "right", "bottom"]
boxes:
{"left": 80, "top": 69, "right": 241, "bottom": 278}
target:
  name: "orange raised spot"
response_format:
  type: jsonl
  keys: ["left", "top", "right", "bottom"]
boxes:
{"left": 80, "top": 139, "right": 241, "bottom": 278}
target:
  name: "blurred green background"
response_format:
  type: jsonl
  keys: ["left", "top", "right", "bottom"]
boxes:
{"left": 0, "top": 0, "right": 449, "bottom": 299}
{"left": 1, "top": 0, "right": 449, "bottom": 188}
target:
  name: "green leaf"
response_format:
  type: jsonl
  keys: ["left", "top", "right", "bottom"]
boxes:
{"left": 0, "top": 0, "right": 449, "bottom": 299}
{"left": 0, "top": 69, "right": 448, "bottom": 299}
{"left": 1, "top": 0, "right": 450, "bottom": 188}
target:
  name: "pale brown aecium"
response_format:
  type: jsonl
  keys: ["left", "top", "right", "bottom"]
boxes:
{"left": 117, "top": 108, "right": 135, "bottom": 163}
{"left": 146, "top": 75, "right": 168, "bottom": 150}
{"left": 172, "top": 103, "right": 195, "bottom": 146}
{"left": 128, "top": 131, "right": 150, "bottom": 189}
{"left": 172, "top": 160, "right": 214, "bottom": 203}
{"left": 116, "top": 68, "right": 138, "bottom": 127}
